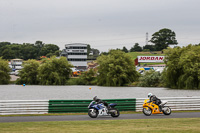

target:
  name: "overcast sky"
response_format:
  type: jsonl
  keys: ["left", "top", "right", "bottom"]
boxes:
{"left": 0, "top": 0, "right": 200, "bottom": 52}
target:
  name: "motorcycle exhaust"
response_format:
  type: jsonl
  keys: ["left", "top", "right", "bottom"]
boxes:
{"left": 162, "top": 108, "right": 168, "bottom": 111}
{"left": 108, "top": 110, "right": 116, "bottom": 113}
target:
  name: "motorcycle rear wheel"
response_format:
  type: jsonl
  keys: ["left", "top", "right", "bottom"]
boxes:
{"left": 111, "top": 108, "right": 120, "bottom": 117}
{"left": 162, "top": 106, "right": 171, "bottom": 115}
{"left": 143, "top": 107, "right": 152, "bottom": 116}
{"left": 88, "top": 108, "right": 98, "bottom": 118}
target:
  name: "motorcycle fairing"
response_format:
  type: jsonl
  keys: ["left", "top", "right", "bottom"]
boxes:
{"left": 109, "top": 103, "right": 117, "bottom": 107}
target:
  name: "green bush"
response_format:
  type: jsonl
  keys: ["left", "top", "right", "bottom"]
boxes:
{"left": 138, "top": 70, "right": 161, "bottom": 87}
{"left": 0, "top": 57, "right": 11, "bottom": 84}
{"left": 143, "top": 49, "right": 150, "bottom": 52}
{"left": 65, "top": 78, "right": 85, "bottom": 85}
{"left": 79, "top": 69, "right": 97, "bottom": 85}
{"left": 66, "top": 69, "right": 97, "bottom": 85}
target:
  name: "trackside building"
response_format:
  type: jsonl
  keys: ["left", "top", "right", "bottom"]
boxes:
{"left": 60, "top": 43, "right": 88, "bottom": 70}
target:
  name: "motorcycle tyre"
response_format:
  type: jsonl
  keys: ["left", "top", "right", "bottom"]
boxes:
{"left": 88, "top": 108, "right": 98, "bottom": 118}
{"left": 143, "top": 107, "right": 152, "bottom": 116}
{"left": 111, "top": 108, "right": 120, "bottom": 117}
{"left": 162, "top": 106, "right": 171, "bottom": 115}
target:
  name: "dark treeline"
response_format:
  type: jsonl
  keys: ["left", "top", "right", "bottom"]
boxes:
{"left": 0, "top": 41, "right": 60, "bottom": 60}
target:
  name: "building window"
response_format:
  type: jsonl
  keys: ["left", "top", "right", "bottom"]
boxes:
{"left": 68, "top": 47, "right": 87, "bottom": 49}
{"left": 68, "top": 59, "right": 87, "bottom": 61}
{"left": 68, "top": 53, "right": 87, "bottom": 55}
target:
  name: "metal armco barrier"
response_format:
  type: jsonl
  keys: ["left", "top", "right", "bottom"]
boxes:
{"left": 0, "top": 100, "right": 49, "bottom": 115}
{"left": 49, "top": 99, "right": 136, "bottom": 113}
{"left": 136, "top": 97, "right": 200, "bottom": 112}
{"left": 0, "top": 97, "right": 200, "bottom": 115}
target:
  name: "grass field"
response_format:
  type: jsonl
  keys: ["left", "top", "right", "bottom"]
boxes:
{"left": 127, "top": 51, "right": 164, "bottom": 60}
{"left": 0, "top": 118, "right": 200, "bottom": 133}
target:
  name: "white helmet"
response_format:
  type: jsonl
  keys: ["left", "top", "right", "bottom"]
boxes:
{"left": 148, "top": 93, "right": 152, "bottom": 98}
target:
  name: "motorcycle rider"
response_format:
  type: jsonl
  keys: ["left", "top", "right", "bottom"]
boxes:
{"left": 147, "top": 93, "right": 162, "bottom": 111}
{"left": 93, "top": 96, "right": 109, "bottom": 109}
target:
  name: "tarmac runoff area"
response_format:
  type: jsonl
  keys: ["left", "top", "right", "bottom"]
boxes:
{"left": 0, "top": 112, "right": 200, "bottom": 123}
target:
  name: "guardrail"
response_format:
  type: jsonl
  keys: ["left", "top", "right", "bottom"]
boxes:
{"left": 0, "top": 100, "right": 49, "bottom": 115}
{"left": 49, "top": 99, "right": 136, "bottom": 113}
{"left": 0, "top": 97, "right": 200, "bottom": 115}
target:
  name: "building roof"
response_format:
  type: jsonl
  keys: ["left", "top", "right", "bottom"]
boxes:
{"left": 65, "top": 43, "right": 88, "bottom": 47}
{"left": 11, "top": 59, "right": 23, "bottom": 61}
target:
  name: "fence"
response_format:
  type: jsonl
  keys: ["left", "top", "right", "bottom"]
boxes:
{"left": 0, "top": 97, "right": 200, "bottom": 115}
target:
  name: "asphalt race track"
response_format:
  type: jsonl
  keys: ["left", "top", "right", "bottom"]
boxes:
{"left": 0, "top": 112, "right": 200, "bottom": 123}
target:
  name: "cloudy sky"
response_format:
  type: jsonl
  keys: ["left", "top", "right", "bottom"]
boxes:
{"left": 0, "top": 0, "right": 200, "bottom": 52}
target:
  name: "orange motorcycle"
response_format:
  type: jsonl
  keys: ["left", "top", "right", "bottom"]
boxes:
{"left": 143, "top": 99, "right": 171, "bottom": 116}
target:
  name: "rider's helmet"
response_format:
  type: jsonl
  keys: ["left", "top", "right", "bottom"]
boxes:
{"left": 148, "top": 93, "right": 152, "bottom": 98}
{"left": 93, "top": 96, "right": 98, "bottom": 101}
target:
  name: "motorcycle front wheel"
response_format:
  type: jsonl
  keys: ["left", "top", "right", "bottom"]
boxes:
{"left": 88, "top": 108, "right": 98, "bottom": 118}
{"left": 162, "top": 106, "right": 171, "bottom": 115}
{"left": 111, "top": 108, "right": 120, "bottom": 117}
{"left": 143, "top": 107, "right": 152, "bottom": 116}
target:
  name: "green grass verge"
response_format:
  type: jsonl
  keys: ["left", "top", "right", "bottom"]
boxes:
{"left": 0, "top": 118, "right": 200, "bottom": 133}
{"left": 1, "top": 110, "right": 200, "bottom": 117}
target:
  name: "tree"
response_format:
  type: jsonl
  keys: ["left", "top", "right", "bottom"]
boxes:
{"left": 130, "top": 43, "right": 142, "bottom": 52}
{"left": 0, "top": 42, "right": 11, "bottom": 49}
{"left": 97, "top": 50, "right": 139, "bottom": 86}
{"left": 38, "top": 56, "right": 73, "bottom": 85}
{"left": 162, "top": 45, "right": 200, "bottom": 89}
{"left": 87, "top": 44, "right": 91, "bottom": 56}
{"left": 1, "top": 47, "right": 16, "bottom": 59}
{"left": 0, "top": 41, "right": 61, "bottom": 60}
{"left": 122, "top": 46, "right": 128, "bottom": 53}
{"left": 20, "top": 43, "right": 38, "bottom": 60}
{"left": 39, "top": 44, "right": 60, "bottom": 57}
{"left": 100, "top": 52, "right": 109, "bottom": 55}
{"left": 35, "top": 41, "right": 44, "bottom": 48}
{"left": 16, "top": 59, "right": 40, "bottom": 85}
{"left": 150, "top": 28, "right": 178, "bottom": 51}
{"left": 143, "top": 44, "right": 156, "bottom": 51}
{"left": 0, "top": 57, "right": 11, "bottom": 84}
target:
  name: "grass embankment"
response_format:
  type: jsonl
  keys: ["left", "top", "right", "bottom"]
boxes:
{"left": 127, "top": 51, "right": 164, "bottom": 60}
{"left": 0, "top": 118, "right": 200, "bottom": 133}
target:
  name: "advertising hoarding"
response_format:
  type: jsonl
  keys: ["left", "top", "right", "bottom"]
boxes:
{"left": 138, "top": 56, "right": 164, "bottom": 63}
